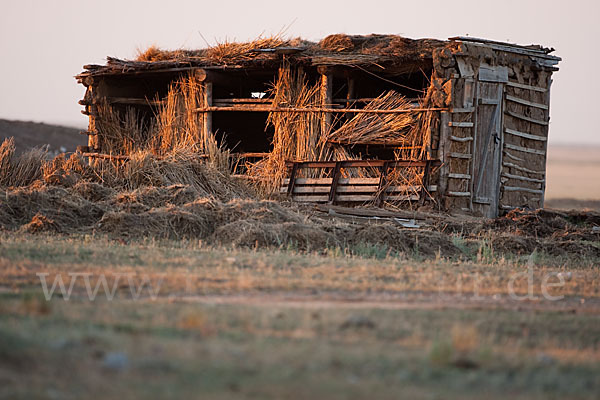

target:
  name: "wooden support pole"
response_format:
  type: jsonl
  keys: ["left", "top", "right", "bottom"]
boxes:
{"left": 328, "top": 161, "right": 342, "bottom": 204}
{"left": 321, "top": 73, "right": 333, "bottom": 135}
{"left": 203, "top": 81, "right": 213, "bottom": 138}
{"left": 286, "top": 163, "right": 299, "bottom": 196}
{"left": 193, "top": 106, "right": 446, "bottom": 114}
{"left": 438, "top": 111, "right": 451, "bottom": 198}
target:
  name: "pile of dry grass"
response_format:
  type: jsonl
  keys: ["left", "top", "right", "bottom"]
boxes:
{"left": 327, "top": 91, "right": 415, "bottom": 145}
{"left": 134, "top": 35, "right": 299, "bottom": 64}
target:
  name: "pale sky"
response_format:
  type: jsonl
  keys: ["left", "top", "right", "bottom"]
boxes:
{"left": 1, "top": 0, "right": 598, "bottom": 144}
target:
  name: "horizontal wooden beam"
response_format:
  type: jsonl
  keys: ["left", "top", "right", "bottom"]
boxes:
{"left": 213, "top": 98, "right": 272, "bottom": 104}
{"left": 450, "top": 135, "right": 473, "bottom": 142}
{"left": 447, "top": 191, "right": 471, "bottom": 197}
{"left": 502, "top": 161, "right": 545, "bottom": 176}
{"left": 505, "top": 128, "right": 546, "bottom": 141}
{"left": 448, "top": 121, "right": 474, "bottom": 128}
{"left": 505, "top": 110, "right": 548, "bottom": 125}
{"left": 504, "top": 143, "right": 546, "bottom": 155}
{"left": 327, "top": 139, "right": 415, "bottom": 147}
{"left": 194, "top": 106, "right": 448, "bottom": 114}
{"left": 285, "top": 160, "right": 437, "bottom": 168}
{"left": 503, "top": 186, "right": 544, "bottom": 194}
{"left": 501, "top": 172, "right": 545, "bottom": 183}
{"left": 506, "top": 81, "right": 547, "bottom": 92}
{"left": 448, "top": 173, "right": 471, "bottom": 179}
{"left": 505, "top": 95, "right": 549, "bottom": 110}
{"left": 449, "top": 152, "right": 472, "bottom": 159}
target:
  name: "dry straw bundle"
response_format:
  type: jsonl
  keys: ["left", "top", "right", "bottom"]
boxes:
{"left": 327, "top": 91, "right": 416, "bottom": 145}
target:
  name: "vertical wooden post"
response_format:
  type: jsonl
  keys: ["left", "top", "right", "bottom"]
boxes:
{"left": 438, "top": 111, "right": 451, "bottom": 198}
{"left": 203, "top": 81, "right": 213, "bottom": 139}
{"left": 320, "top": 72, "right": 333, "bottom": 135}
{"left": 286, "top": 162, "right": 299, "bottom": 197}
{"left": 328, "top": 161, "right": 342, "bottom": 204}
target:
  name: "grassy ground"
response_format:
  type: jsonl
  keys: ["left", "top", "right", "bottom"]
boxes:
{"left": 0, "top": 234, "right": 599, "bottom": 399}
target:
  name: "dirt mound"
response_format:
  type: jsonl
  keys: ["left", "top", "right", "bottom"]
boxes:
{"left": 213, "top": 220, "right": 336, "bottom": 250}
{"left": 98, "top": 205, "right": 216, "bottom": 240}
{"left": 218, "top": 200, "right": 305, "bottom": 224}
{"left": 487, "top": 208, "right": 600, "bottom": 238}
{"left": 350, "top": 223, "right": 460, "bottom": 257}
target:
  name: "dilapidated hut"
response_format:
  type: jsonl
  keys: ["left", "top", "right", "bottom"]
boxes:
{"left": 76, "top": 34, "right": 560, "bottom": 217}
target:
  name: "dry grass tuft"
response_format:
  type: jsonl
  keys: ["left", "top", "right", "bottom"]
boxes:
{"left": 0, "top": 138, "right": 47, "bottom": 187}
{"left": 205, "top": 34, "right": 289, "bottom": 64}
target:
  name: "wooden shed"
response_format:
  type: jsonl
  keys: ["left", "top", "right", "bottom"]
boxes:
{"left": 76, "top": 34, "right": 560, "bottom": 217}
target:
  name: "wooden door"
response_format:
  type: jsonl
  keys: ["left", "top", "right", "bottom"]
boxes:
{"left": 472, "top": 80, "right": 504, "bottom": 217}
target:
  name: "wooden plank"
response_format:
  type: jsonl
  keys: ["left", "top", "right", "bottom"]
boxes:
{"left": 505, "top": 95, "right": 549, "bottom": 110}
{"left": 295, "top": 194, "right": 422, "bottom": 202}
{"left": 285, "top": 185, "right": 427, "bottom": 194}
{"left": 506, "top": 81, "right": 547, "bottom": 92}
{"left": 449, "top": 152, "right": 472, "bottom": 159}
{"left": 501, "top": 172, "right": 545, "bottom": 183}
{"left": 448, "top": 173, "right": 471, "bottom": 179}
{"left": 505, "top": 110, "right": 548, "bottom": 125}
{"left": 449, "top": 121, "right": 474, "bottom": 128}
{"left": 283, "top": 177, "right": 375, "bottom": 185}
{"left": 505, "top": 128, "right": 546, "bottom": 142}
{"left": 292, "top": 195, "right": 329, "bottom": 202}
{"left": 503, "top": 186, "right": 544, "bottom": 194}
{"left": 450, "top": 135, "right": 473, "bottom": 142}
{"left": 504, "top": 143, "right": 546, "bottom": 155}
{"left": 502, "top": 162, "right": 545, "bottom": 176}
{"left": 478, "top": 64, "right": 508, "bottom": 83}
{"left": 503, "top": 151, "right": 525, "bottom": 162}
{"left": 287, "top": 160, "right": 433, "bottom": 168}
{"left": 447, "top": 191, "right": 471, "bottom": 197}
{"left": 456, "top": 57, "right": 475, "bottom": 78}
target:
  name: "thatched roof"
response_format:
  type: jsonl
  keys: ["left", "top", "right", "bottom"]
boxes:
{"left": 77, "top": 34, "right": 447, "bottom": 78}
